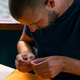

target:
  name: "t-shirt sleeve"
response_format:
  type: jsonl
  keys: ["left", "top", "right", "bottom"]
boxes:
{"left": 24, "top": 25, "right": 32, "bottom": 38}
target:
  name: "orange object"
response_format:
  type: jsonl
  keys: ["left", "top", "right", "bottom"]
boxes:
{"left": 4, "top": 69, "right": 51, "bottom": 80}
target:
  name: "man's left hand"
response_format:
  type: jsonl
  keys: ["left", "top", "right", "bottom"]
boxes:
{"left": 31, "top": 56, "right": 65, "bottom": 79}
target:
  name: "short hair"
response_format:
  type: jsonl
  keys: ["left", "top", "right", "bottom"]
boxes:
{"left": 8, "top": 0, "right": 47, "bottom": 20}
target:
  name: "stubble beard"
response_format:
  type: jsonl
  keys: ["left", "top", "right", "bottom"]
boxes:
{"left": 43, "top": 11, "right": 59, "bottom": 29}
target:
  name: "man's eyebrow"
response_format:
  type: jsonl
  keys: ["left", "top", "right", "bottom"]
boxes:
{"left": 28, "top": 20, "right": 40, "bottom": 26}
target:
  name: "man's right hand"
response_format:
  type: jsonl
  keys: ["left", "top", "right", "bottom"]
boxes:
{"left": 15, "top": 53, "right": 35, "bottom": 73}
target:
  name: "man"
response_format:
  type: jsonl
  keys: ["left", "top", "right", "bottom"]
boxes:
{"left": 8, "top": 0, "right": 80, "bottom": 80}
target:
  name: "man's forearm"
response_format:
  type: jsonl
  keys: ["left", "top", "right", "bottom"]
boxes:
{"left": 17, "top": 41, "right": 35, "bottom": 56}
{"left": 63, "top": 57, "right": 80, "bottom": 76}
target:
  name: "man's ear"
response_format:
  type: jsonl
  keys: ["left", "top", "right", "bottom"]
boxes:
{"left": 46, "top": 0, "right": 55, "bottom": 11}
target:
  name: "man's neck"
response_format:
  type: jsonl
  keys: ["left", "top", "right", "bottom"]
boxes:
{"left": 68, "top": 0, "right": 74, "bottom": 8}
{"left": 57, "top": 0, "right": 74, "bottom": 18}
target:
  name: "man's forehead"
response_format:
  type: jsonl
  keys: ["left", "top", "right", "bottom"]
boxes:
{"left": 19, "top": 12, "right": 42, "bottom": 25}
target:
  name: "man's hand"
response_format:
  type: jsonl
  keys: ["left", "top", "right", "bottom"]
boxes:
{"left": 15, "top": 53, "right": 35, "bottom": 73}
{"left": 31, "top": 56, "right": 65, "bottom": 79}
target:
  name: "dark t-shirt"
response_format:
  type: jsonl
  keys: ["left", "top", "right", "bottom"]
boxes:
{"left": 24, "top": 0, "right": 80, "bottom": 79}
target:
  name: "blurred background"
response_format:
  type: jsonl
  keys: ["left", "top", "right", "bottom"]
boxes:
{"left": 0, "top": 0, "right": 23, "bottom": 68}
{"left": 0, "top": 0, "right": 12, "bottom": 18}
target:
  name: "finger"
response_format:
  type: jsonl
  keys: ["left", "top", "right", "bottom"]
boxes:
{"left": 15, "top": 60, "right": 33, "bottom": 72}
{"left": 15, "top": 60, "right": 31, "bottom": 69}
{"left": 33, "top": 67, "right": 52, "bottom": 74}
{"left": 31, "top": 58, "right": 48, "bottom": 69}
{"left": 28, "top": 56, "right": 35, "bottom": 62}
{"left": 40, "top": 75, "right": 52, "bottom": 79}
{"left": 36, "top": 72, "right": 53, "bottom": 79}
{"left": 15, "top": 62, "right": 32, "bottom": 70}
{"left": 18, "top": 68, "right": 33, "bottom": 73}
{"left": 39, "top": 67, "right": 62, "bottom": 79}
{"left": 38, "top": 72, "right": 56, "bottom": 79}
{"left": 16, "top": 55, "right": 31, "bottom": 65}
{"left": 31, "top": 58, "right": 47, "bottom": 64}
{"left": 33, "top": 68, "right": 53, "bottom": 76}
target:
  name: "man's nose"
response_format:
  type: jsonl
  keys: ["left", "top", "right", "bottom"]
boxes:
{"left": 29, "top": 25, "right": 38, "bottom": 32}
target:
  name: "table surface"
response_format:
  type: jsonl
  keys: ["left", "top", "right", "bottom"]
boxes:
{"left": 0, "top": 64, "right": 15, "bottom": 80}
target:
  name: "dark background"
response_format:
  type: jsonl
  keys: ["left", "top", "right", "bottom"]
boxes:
{"left": 0, "top": 30, "right": 22, "bottom": 68}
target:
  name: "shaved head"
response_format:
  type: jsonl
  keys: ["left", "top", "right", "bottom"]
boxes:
{"left": 8, "top": 0, "right": 74, "bottom": 32}
{"left": 8, "top": 0, "right": 47, "bottom": 20}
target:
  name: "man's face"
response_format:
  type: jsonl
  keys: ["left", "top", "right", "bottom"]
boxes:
{"left": 18, "top": 9, "right": 59, "bottom": 32}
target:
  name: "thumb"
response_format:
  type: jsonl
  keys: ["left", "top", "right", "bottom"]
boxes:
{"left": 28, "top": 56, "right": 35, "bottom": 62}
{"left": 31, "top": 58, "right": 47, "bottom": 64}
